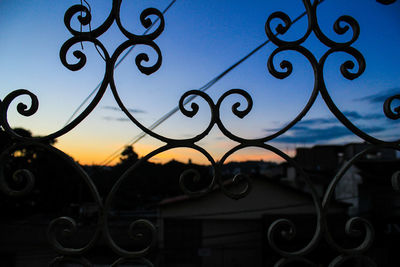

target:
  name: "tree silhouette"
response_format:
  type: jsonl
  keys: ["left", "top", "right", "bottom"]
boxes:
{"left": 119, "top": 145, "right": 138, "bottom": 164}
{"left": 0, "top": 128, "right": 88, "bottom": 218}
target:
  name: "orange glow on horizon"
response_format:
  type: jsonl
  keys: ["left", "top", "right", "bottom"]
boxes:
{"left": 222, "top": 153, "right": 285, "bottom": 163}
{"left": 56, "top": 137, "right": 289, "bottom": 166}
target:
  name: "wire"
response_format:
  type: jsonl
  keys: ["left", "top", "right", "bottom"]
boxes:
{"left": 63, "top": 0, "right": 177, "bottom": 127}
{"left": 163, "top": 194, "right": 357, "bottom": 219}
{"left": 98, "top": 1, "right": 326, "bottom": 166}
{"left": 0, "top": 194, "right": 357, "bottom": 227}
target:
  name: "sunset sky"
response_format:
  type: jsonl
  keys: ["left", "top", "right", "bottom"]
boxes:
{"left": 1, "top": 0, "right": 400, "bottom": 165}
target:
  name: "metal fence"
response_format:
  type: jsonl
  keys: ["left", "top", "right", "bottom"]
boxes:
{"left": 0, "top": 0, "right": 399, "bottom": 266}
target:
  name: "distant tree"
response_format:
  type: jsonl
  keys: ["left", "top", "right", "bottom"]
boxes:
{"left": 0, "top": 128, "right": 89, "bottom": 219}
{"left": 119, "top": 145, "right": 139, "bottom": 165}
{"left": 0, "top": 127, "right": 55, "bottom": 151}
{"left": 0, "top": 127, "right": 31, "bottom": 151}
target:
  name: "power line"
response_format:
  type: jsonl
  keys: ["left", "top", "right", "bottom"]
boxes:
{"left": 163, "top": 194, "right": 357, "bottom": 219}
{"left": 63, "top": 0, "right": 177, "bottom": 127}
{"left": 99, "top": 1, "right": 326, "bottom": 166}
{"left": 0, "top": 194, "right": 357, "bottom": 227}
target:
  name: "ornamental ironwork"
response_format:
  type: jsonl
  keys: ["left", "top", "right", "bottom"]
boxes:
{"left": 0, "top": 0, "right": 399, "bottom": 266}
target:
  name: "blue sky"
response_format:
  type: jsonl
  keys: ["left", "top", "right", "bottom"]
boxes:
{"left": 1, "top": 0, "right": 399, "bottom": 164}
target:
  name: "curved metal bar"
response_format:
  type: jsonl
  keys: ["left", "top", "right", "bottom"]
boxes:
{"left": 179, "top": 165, "right": 216, "bottom": 198}
{"left": 0, "top": 136, "right": 36, "bottom": 198}
{"left": 111, "top": 257, "right": 154, "bottom": 267}
{"left": 47, "top": 214, "right": 102, "bottom": 255}
{"left": 216, "top": 142, "right": 255, "bottom": 200}
{"left": 110, "top": 38, "right": 162, "bottom": 75}
{"left": 322, "top": 144, "right": 400, "bottom": 254}
{"left": 328, "top": 254, "right": 377, "bottom": 267}
{"left": 1, "top": 0, "right": 167, "bottom": 143}
{"left": 1, "top": 89, "right": 39, "bottom": 118}
{"left": 64, "top": 3, "right": 116, "bottom": 38}
{"left": 261, "top": 46, "right": 319, "bottom": 143}
{"left": 103, "top": 144, "right": 217, "bottom": 257}
{"left": 267, "top": 0, "right": 397, "bottom": 146}
{"left": 110, "top": 59, "right": 216, "bottom": 143}
{"left": 377, "top": 0, "right": 397, "bottom": 5}
{"left": 391, "top": 170, "right": 400, "bottom": 192}
{"left": 1, "top": 38, "right": 111, "bottom": 142}
{"left": 49, "top": 255, "right": 93, "bottom": 267}
{"left": 0, "top": 167, "right": 35, "bottom": 198}
{"left": 0, "top": 141, "right": 103, "bottom": 255}
{"left": 310, "top": 4, "right": 360, "bottom": 48}
{"left": 384, "top": 94, "right": 400, "bottom": 120}
{"left": 64, "top": 1, "right": 165, "bottom": 40}
{"left": 265, "top": 0, "right": 360, "bottom": 48}
{"left": 39, "top": 143, "right": 103, "bottom": 255}
{"left": 1, "top": 89, "right": 39, "bottom": 140}
{"left": 60, "top": 36, "right": 110, "bottom": 71}
{"left": 115, "top": 3, "right": 165, "bottom": 41}
{"left": 215, "top": 46, "right": 319, "bottom": 144}
{"left": 214, "top": 89, "right": 254, "bottom": 143}
{"left": 265, "top": 1, "right": 398, "bottom": 259}
{"left": 218, "top": 143, "right": 322, "bottom": 256}
{"left": 265, "top": 0, "right": 360, "bottom": 49}
{"left": 264, "top": 0, "right": 313, "bottom": 46}
{"left": 2, "top": 0, "right": 397, "bottom": 264}
{"left": 274, "top": 257, "right": 318, "bottom": 267}
{"left": 319, "top": 47, "right": 400, "bottom": 144}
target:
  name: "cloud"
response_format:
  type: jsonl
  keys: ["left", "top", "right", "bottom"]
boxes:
{"left": 297, "top": 118, "right": 334, "bottom": 125}
{"left": 274, "top": 125, "right": 386, "bottom": 144}
{"left": 342, "top": 111, "right": 383, "bottom": 120}
{"left": 102, "top": 116, "right": 131, "bottom": 122}
{"left": 103, "top": 105, "right": 146, "bottom": 114}
{"left": 265, "top": 110, "right": 383, "bottom": 133}
{"left": 264, "top": 110, "right": 388, "bottom": 144}
{"left": 355, "top": 87, "right": 400, "bottom": 104}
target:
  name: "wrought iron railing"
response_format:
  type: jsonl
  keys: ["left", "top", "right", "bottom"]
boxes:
{"left": 1, "top": 0, "right": 399, "bottom": 266}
